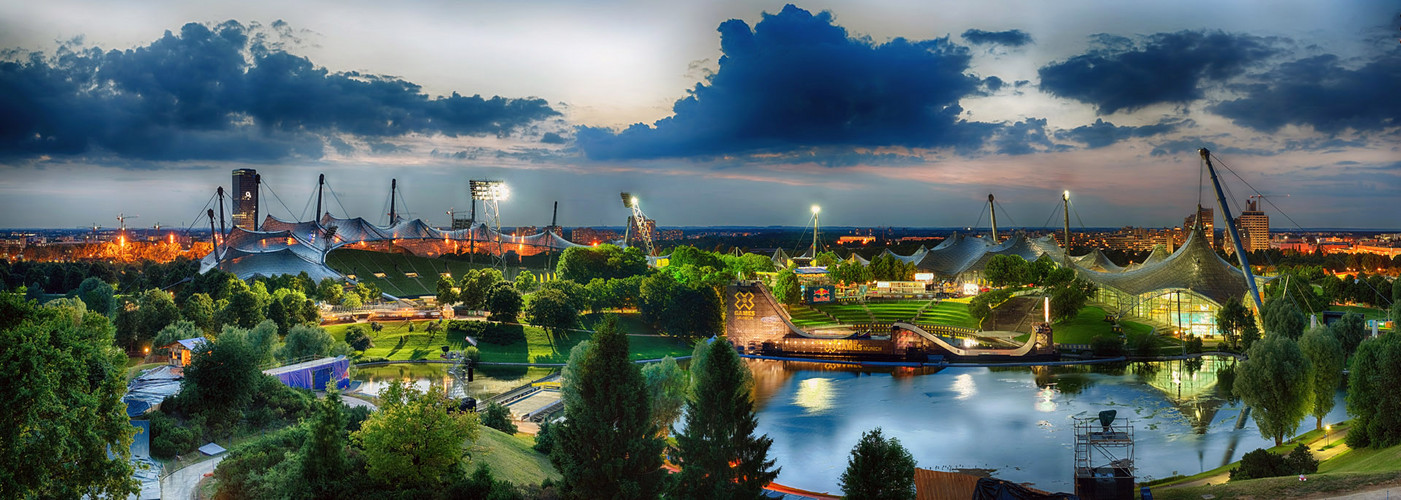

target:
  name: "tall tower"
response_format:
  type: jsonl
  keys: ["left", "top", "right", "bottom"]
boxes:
{"left": 1184, "top": 206, "right": 1214, "bottom": 248}
{"left": 1237, "top": 198, "right": 1270, "bottom": 253}
{"left": 231, "top": 169, "right": 259, "bottom": 230}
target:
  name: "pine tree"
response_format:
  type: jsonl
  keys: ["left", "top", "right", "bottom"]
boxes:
{"left": 671, "top": 338, "right": 780, "bottom": 499}
{"left": 550, "top": 316, "right": 665, "bottom": 499}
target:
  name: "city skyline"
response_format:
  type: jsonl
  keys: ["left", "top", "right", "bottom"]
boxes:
{"left": 1, "top": 1, "right": 1398, "bottom": 230}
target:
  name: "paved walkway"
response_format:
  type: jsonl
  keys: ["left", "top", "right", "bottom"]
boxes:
{"left": 1321, "top": 483, "right": 1401, "bottom": 499}
{"left": 160, "top": 456, "right": 223, "bottom": 500}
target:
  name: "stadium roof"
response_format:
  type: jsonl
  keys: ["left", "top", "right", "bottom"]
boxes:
{"left": 1073, "top": 248, "right": 1124, "bottom": 273}
{"left": 201, "top": 214, "right": 583, "bottom": 279}
{"left": 1075, "top": 225, "right": 1262, "bottom": 305}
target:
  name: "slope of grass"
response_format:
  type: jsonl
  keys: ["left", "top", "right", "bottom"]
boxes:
{"left": 788, "top": 306, "right": 837, "bottom": 327}
{"left": 1328, "top": 305, "right": 1390, "bottom": 322}
{"left": 813, "top": 303, "right": 873, "bottom": 323}
{"left": 467, "top": 426, "right": 560, "bottom": 486}
{"left": 328, "top": 319, "right": 693, "bottom": 364}
{"left": 916, "top": 301, "right": 978, "bottom": 329}
{"left": 577, "top": 313, "right": 656, "bottom": 336}
{"left": 1047, "top": 306, "right": 1153, "bottom": 345}
{"left": 326, "top": 248, "right": 510, "bottom": 297}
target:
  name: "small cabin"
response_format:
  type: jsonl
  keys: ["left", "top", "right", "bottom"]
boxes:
{"left": 164, "top": 337, "right": 208, "bottom": 367}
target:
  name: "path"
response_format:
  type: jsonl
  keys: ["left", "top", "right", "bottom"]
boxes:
{"left": 160, "top": 456, "right": 223, "bottom": 500}
{"left": 1320, "top": 482, "right": 1401, "bottom": 499}
{"left": 1165, "top": 428, "right": 1351, "bottom": 489}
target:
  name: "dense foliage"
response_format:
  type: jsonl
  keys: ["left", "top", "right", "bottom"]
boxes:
{"left": 556, "top": 244, "right": 649, "bottom": 283}
{"left": 356, "top": 381, "right": 480, "bottom": 487}
{"left": 0, "top": 293, "right": 137, "bottom": 499}
{"left": 1346, "top": 331, "right": 1401, "bottom": 448}
{"left": 1229, "top": 445, "right": 1318, "bottom": 481}
{"left": 1234, "top": 335, "right": 1313, "bottom": 446}
{"left": 840, "top": 428, "right": 917, "bottom": 500}
{"left": 1298, "top": 326, "right": 1344, "bottom": 430}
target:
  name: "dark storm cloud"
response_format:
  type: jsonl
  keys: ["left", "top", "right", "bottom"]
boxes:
{"left": 0, "top": 21, "right": 558, "bottom": 164}
{"left": 961, "top": 29, "right": 1032, "bottom": 47}
{"left": 1210, "top": 51, "right": 1401, "bottom": 134}
{"left": 1054, "top": 118, "right": 1187, "bottom": 148}
{"left": 540, "top": 132, "right": 566, "bottom": 144}
{"left": 1038, "top": 31, "right": 1277, "bottom": 114}
{"left": 575, "top": 4, "right": 994, "bottom": 160}
{"left": 992, "top": 118, "right": 1061, "bottom": 156}
{"left": 1148, "top": 138, "right": 1273, "bottom": 157}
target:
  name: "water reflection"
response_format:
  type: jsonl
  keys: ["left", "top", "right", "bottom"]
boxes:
{"left": 353, "top": 364, "right": 553, "bottom": 399}
{"left": 747, "top": 357, "right": 1348, "bottom": 494}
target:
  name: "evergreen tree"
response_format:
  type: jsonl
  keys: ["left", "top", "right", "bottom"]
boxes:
{"left": 300, "top": 388, "right": 349, "bottom": 498}
{"left": 840, "top": 428, "right": 917, "bottom": 500}
{"left": 771, "top": 269, "right": 800, "bottom": 307}
{"left": 550, "top": 316, "right": 665, "bottom": 499}
{"left": 671, "top": 338, "right": 779, "bottom": 499}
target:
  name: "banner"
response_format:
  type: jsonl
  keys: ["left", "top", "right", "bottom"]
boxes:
{"left": 806, "top": 285, "right": 836, "bottom": 304}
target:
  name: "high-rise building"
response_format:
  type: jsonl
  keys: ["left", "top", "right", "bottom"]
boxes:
{"left": 1237, "top": 199, "right": 1270, "bottom": 252}
{"left": 1184, "top": 206, "right": 1214, "bottom": 248}
{"left": 231, "top": 169, "right": 259, "bottom": 230}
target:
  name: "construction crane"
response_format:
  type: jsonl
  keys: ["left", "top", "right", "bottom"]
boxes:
{"left": 620, "top": 193, "right": 656, "bottom": 256}
{"left": 116, "top": 213, "right": 138, "bottom": 230}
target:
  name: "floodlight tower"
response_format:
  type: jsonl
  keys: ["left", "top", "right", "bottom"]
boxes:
{"left": 810, "top": 205, "right": 821, "bottom": 259}
{"left": 471, "top": 180, "right": 509, "bottom": 271}
{"left": 621, "top": 193, "right": 657, "bottom": 256}
{"left": 988, "top": 194, "right": 999, "bottom": 242}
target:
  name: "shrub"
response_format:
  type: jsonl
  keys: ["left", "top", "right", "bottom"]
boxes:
{"left": 481, "top": 401, "right": 518, "bottom": 434}
{"left": 1091, "top": 335, "right": 1125, "bottom": 357}
{"left": 1186, "top": 335, "right": 1204, "bottom": 354}
{"left": 1230, "top": 444, "right": 1317, "bottom": 481}
{"left": 148, "top": 411, "right": 198, "bottom": 459}
{"left": 533, "top": 420, "right": 554, "bottom": 454}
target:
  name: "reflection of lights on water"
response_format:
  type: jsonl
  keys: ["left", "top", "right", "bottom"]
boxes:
{"left": 953, "top": 373, "right": 976, "bottom": 400}
{"left": 1036, "top": 386, "right": 1057, "bottom": 412}
{"left": 794, "top": 377, "right": 837, "bottom": 414}
{"left": 962, "top": 338, "right": 977, "bottom": 348}
{"left": 1172, "top": 370, "right": 1181, "bottom": 385}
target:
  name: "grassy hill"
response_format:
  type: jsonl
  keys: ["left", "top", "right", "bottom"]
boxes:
{"left": 467, "top": 427, "right": 561, "bottom": 487}
{"left": 325, "top": 248, "right": 499, "bottom": 297}
{"left": 325, "top": 319, "right": 693, "bottom": 363}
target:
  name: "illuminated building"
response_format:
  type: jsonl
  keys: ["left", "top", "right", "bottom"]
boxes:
{"left": 1236, "top": 199, "right": 1270, "bottom": 253}
{"left": 232, "top": 169, "right": 259, "bottom": 230}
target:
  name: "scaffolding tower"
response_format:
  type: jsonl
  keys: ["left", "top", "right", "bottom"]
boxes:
{"left": 1074, "top": 414, "right": 1136, "bottom": 500}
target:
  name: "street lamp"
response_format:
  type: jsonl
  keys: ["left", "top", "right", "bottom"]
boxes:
{"left": 1325, "top": 424, "right": 1331, "bottom": 446}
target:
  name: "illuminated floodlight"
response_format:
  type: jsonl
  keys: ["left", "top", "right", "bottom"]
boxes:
{"left": 470, "top": 180, "right": 508, "bottom": 201}
{"left": 811, "top": 204, "right": 821, "bottom": 214}
{"left": 1063, "top": 190, "right": 1070, "bottom": 200}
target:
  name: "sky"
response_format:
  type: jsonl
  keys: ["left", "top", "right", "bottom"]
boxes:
{"left": 1, "top": 0, "right": 1398, "bottom": 231}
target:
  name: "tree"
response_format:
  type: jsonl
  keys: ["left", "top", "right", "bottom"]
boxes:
{"left": 671, "top": 338, "right": 779, "bottom": 498}
{"left": 1298, "top": 325, "right": 1344, "bottom": 430}
{"left": 299, "top": 388, "right": 349, "bottom": 498}
{"left": 827, "top": 260, "right": 872, "bottom": 286}
{"left": 533, "top": 420, "right": 555, "bottom": 454}
{"left": 551, "top": 316, "right": 666, "bottom": 499}
{"left": 277, "top": 324, "right": 336, "bottom": 362}
{"left": 317, "top": 278, "right": 344, "bottom": 306}
{"left": 355, "top": 380, "right": 479, "bottom": 487}
{"left": 219, "top": 288, "right": 266, "bottom": 329}
{"left": 984, "top": 255, "right": 1029, "bottom": 287}
{"left": 1234, "top": 335, "right": 1313, "bottom": 446}
{"left": 340, "top": 293, "right": 363, "bottom": 309}
{"left": 460, "top": 268, "right": 504, "bottom": 310}
{"left": 556, "top": 244, "right": 648, "bottom": 283}
{"left": 486, "top": 284, "right": 523, "bottom": 322}
{"left": 76, "top": 276, "right": 116, "bottom": 318}
{"left": 666, "top": 284, "right": 724, "bottom": 340}
{"left": 1262, "top": 297, "right": 1305, "bottom": 340}
{"left": 1049, "top": 280, "right": 1092, "bottom": 324}
{"left": 514, "top": 270, "right": 538, "bottom": 292}
{"left": 153, "top": 320, "right": 202, "bottom": 350}
{"left": 1345, "top": 332, "right": 1401, "bottom": 448}
{"left": 181, "top": 293, "right": 217, "bottom": 334}
{"left": 642, "top": 356, "right": 687, "bottom": 438}
{"left": 1330, "top": 312, "right": 1367, "bottom": 357}
{"left": 345, "top": 326, "right": 374, "bottom": 352}
{"left": 138, "top": 288, "right": 181, "bottom": 347}
{"left": 435, "top": 275, "right": 457, "bottom": 307}
{"left": 0, "top": 293, "right": 137, "bottom": 498}
{"left": 266, "top": 297, "right": 290, "bottom": 334}
{"left": 539, "top": 279, "right": 590, "bottom": 312}
{"left": 480, "top": 401, "right": 518, "bottom": 434}
{"left": 526, "top": 288, "right": 579, "bottom": 335}
{"left": 183, "top": 327, "right": 262, "bottom": 430}
{"left": 840, "top": 428, "right": 917, "bottom": 500}
{"left": 1215, "top": 299, "right": 1258, "bottom": 350}
{"left": 813, "top": 250, "right": 841, "bottom": 267}
{"left": 771, "top": 269, "right": 800, "bottom": 307}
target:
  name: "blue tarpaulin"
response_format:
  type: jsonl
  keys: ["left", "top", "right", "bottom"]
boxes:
{"left": 263, "top": 356, "right": 350, "bottom": 391}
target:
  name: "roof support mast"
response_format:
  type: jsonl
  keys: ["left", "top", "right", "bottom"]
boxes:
{"left": 315, "top": 174, "right": 325, "bottom": 222}
{"left": 389, "top": 179, "right": 398, "bottom": 224}
{"left": 1062, "top": 191, "right": 1071, "bottom": 265}
{"left": 1200, "top": 148, "right": 1265, "bottom": 312}
{"left": 988, "top": 194, "right": 999, "bottom": 242}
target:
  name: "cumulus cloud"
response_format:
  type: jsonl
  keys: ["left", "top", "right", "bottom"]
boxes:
{"left": 575, "top": 4, "right": 995, "bottom": 160}
{"left": 961, "top": 29, "right": 1033, "bottom": 47}
{"left": 0, "top": 21, "right": 558, "bottom": 164}
{"left": 1210, "top": 50, "right": 1401, "bottom": 134}
{"left": 1054, "top": 118, "right": 1187, "bottom": 148}
{"left": 1038, "top": 30, "right": 1277, "bottom": 114}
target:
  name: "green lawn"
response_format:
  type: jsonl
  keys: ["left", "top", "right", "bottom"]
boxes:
{"left": 1048, "top": 306, "right": 1154, "bottom": 345}
{"left": 916, "top": 301, "right": 978, "bottom": 329}
{"left": 578, "top": 312, "right": 656, "bottom": 336}
{"left": 467, "top": 427, "right": 560, "bottom": 487}
{"left": 788, "top": 306, "right": 837, "bottom": 327}
{"left": 327, "top": 319, "right": 693, "bottom": 364}
{"left": 865, "top": 301, "right": 927, "bottom": 322}
{"left": 813, "top": 303, "right": 873, "bottom": 323}
{"left": 1328, "top": 305, "right": 1390, "bottom": 322}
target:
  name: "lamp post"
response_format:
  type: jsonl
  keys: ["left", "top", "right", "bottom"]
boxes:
{"left": 811, "top": 205, "right": 821, "bottom": 259}
{"left": 1325, "top": 424, "right": 1331, "bottom": 447}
